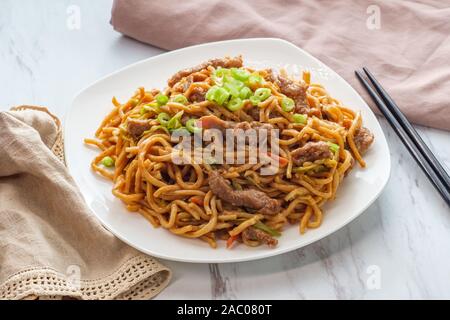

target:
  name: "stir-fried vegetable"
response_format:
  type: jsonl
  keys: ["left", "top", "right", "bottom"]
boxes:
{"left": 249, "top": 95, "right": 260, "bottom": 106}
{"left": 155, "top": 93, "right": 169, "bottom": 106}
{"left": 248, "top": 73, "right": 264, "bottom": 87}
{"left": 267, "top": 152, "right": 289, "bottom": 168}
{"left": 239, "top": 86, "right": 252, "bottom": 99}
{"left": 292, "top": 113, "right": 307, "bottom": 124}
{"left": 231, "top": 180, "right": 243, "bottom": 190}
{"left": 227, "top": 97, "right": 244, "bottom": 111}
{"left": 190, "top": 196, "right": 204, "bottom": 206}
{"left": 253, "top": 222, "right": 281, "bottom": 237}
{"left": 101, "top": 156, "right": 114, "bottom": 167}
{"left": 231, "top": 67, "right": 250, "bottom": 82}
{"left": 157, "top": 112, "right": 170, "bottom": 126}
{"left": 226, "top": 235, "right": 238, "bottom": 248}
{"left": 281, "top": 97, "right": 295, "bottom": 112}
{"left": 254, "top": 88, "right": 271, "bottom": 101}
{"left": 328, "top": 142, "right": 340, "bottom": 153}
{"left": 166, "top": 111, "right": 183, "bottom": 131}
{"left": 172, "top": 94, "right": 188, "bottom": 104}
{"left": 186, "top": 118, "right": 201, "bottom": 133}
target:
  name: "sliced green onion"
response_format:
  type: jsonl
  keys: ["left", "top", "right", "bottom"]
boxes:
{"left": 167, "top": 117, "right": 181, "bottom": 131}
{"left": 231, "top": 68, "right": 250, "bottom": 82}
{"left": 249, "top": 95, "right": 261, "bottom": 106}
{"left": 253, "top": 222, "right": 281, "bottom": 237}
{"left": 224, "top": 76, "right": 244, "bottom": 89}
{"left": 212, "top": 67, "right": 230, "bottom": 84}
{"left": 328, "top": 142, "right": 340, "bottom": 153}
{"left": 224, "top": 76, "right": 245, "bottom": 97}
{"left": 231, "top": 180, "right": 243, "bottom": 190}
{"left": 186, "top": 118, "right": 201, "bottom": 133}
{"left": 213, "top": 87, "right": 230, "bottom": 105}
{"left": 140, "top": 102, "right": 159, "bottom": 115}
{"left": 239, "top": 86, "right": 252, "bottom": 99}
{"left": 281, "top": 97, "right": 295, "bottom": 112}
{"left": 227, "top": 97, "right": 244, "bottom": 111}
{"left": 157, "top": 112, "right": 170, "bottom": 126}
{"left": 254, "top": 88, "right": 271, "bottom": 101}
{"left": 213, "top": 67, "right": 230, "bottom": 78}
{"left": 224, "top": 82, "right": 240, "bottom": 97}
{"left": 167, "top": 111, "right": 183, "bottom": 131}
{"left": 313, "top": 165, "right": 328, "bottom": 173}
{"left": 206, "top": 86, "right": 220, "bottom": 101}
{"left": 248, "top": 73, "right": 263, "bottom": 87}
{"left": 101, "top": 156, "right": 114, "bottom": 167}
{"left": 292, "top": 113, "right": 307, "bottom": 124}
{"left": 156, "top": 93, "right": 169, "bottom": 106}
{"left": 172, "top": 94, "right": 188, "bottom": 105}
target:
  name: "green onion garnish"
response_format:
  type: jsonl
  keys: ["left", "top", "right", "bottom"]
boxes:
{"left": 227, "top": 97, "right": 244, "bottom": 111}
{"left": 213, "top": 67, "right": 229, "bottom": 78}
{"left": 231, "top": 68, "right": 250, "bottom": 82}
{"left": 206, "top": 86, "right": 220, "bottom": 101}
{"left": 213, "top": 87, "right": 230, "bottom": 105}
{"left": 253, "top": 222, "right": 281, "bottom": 237}
{"left": 156, "top": 93, "right": 169, "bottom": 106}
{"left": 172, "top": 94, "right": 188, "bottom": 105}
{"left": 212, "top": 67, "right": 231, "bottom": 85}
{"left": 224, "top": 82, "right": 240, "bottom": 98}
{"left": 157, "top": 112, "right": 170, "bottom": 126}
{"left": 254, "top": 88, "right": 271, "bottom": 101}
{"left": 248, "top": 73, "right": 263, "bottom": 87}
{"left": 167, "top": 111, "right": 183, "bottom": 131}
{"left": 140, "top": 102, "right": 159, "bottom": 115}
{"left": 292, "top": 113, "right": 307, "bottom": 124}
{"left": 206, "top": 86, "right": 230, "bottom": 105}
{"left": 224, "top": 76, "right": 244, "bottom": 88}
{"left": 281, "top": 97, "right": 295, "bottom": 112}
{"left": 101, "top": 156, "right": 114, "bottom": 167}
{"left": 186, "top": 118, "right": 201, "bottom": 133}
{"left": 328, "top": 142, "right": 340, "bottom": 153}
{"left": 249, "top": 95, "right": 261, "bottom": 106}
{"left": 239, "top": 86, "right": 252, "bottom": 99}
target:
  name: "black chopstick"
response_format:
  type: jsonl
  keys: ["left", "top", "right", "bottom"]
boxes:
{"left": 362, "top": 67, "right": 450, "bottom": 189}
{"left": 355, "top": 70, "right": 450, "bottom": 207}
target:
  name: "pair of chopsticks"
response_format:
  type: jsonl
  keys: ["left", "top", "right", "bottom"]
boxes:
{"left": 355, "top": 68, "right": 450, "bottom": 207}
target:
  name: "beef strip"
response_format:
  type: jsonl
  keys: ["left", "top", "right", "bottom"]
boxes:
{"left": 242, "top": 226, "right": 278, "bottom": 248}
{"left": 272, "top": 73, "right": 309, "bottom": 114}
{"left": 127, "top": 119, "right": 151, "bottom": 140}
{"left": 208, "top": 170, "right": 281, "bottom": 215}
{"left": 354, "top": 127, "right": 374, "bottom": 154}
{"left": 168, "top": 56, "right": 243, "bottom": 87}
{"left": 291, "top": 141, "right": 333, "bottom": 166}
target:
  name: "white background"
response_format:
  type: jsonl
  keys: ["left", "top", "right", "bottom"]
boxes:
{"left": 1, "top": 0, "right": 449, "bottom": 299}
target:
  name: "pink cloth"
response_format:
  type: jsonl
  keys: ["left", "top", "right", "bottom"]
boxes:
{"left": 111, "top": 0, "right": 450, "bottom": 131}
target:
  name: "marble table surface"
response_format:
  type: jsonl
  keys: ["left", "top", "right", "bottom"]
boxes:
{"left": 1, "top": 0, "right": 449, "bottom": 299}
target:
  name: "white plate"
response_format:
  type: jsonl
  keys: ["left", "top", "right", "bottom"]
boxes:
{"left": 65, "top": 38, "right": 390, "bottom": 263}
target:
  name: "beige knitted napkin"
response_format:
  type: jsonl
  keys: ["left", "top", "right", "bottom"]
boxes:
{"left": 0, "top": 106, "right": 171, "bottom": 300}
